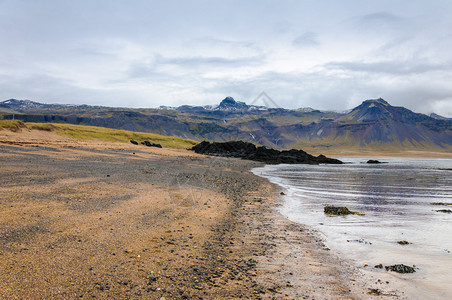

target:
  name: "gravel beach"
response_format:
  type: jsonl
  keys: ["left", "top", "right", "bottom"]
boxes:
{"left": 0, "top": 130, "right": 377, "bottom": 299}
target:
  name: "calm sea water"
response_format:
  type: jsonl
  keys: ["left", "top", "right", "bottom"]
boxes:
{"left": 252, "top": 158, "right": 452, "bottom": 299}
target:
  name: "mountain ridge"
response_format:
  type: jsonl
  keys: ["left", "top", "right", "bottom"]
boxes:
{"left": 1, "top": 97, "right": 451, "bottom": 152}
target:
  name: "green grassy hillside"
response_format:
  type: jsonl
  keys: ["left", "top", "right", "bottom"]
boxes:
{"left": 0, "top": 120, "right": 198, "bottom": 149}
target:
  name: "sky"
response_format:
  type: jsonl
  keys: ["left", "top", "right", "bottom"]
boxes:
{"left": 1, "top": 0, "right": 452, "bottom": 116}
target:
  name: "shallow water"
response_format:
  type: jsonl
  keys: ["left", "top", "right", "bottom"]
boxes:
{"left": 252, "top": 158, "right": 452, "bottom": 299}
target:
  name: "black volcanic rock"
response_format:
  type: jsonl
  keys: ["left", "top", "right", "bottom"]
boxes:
{"left": 141, "top": 140, "right": 162, "bottom": 148}
{"left": 367, "top": 160, "right": 382, "bottom": 164}
{"left": 191, "top": 141, "right": 342, "bottom": 164}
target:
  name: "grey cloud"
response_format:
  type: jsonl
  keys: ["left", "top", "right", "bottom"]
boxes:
{"left": 0, "top": 72, "right": 160, "bottom": 108}
{"left": 293, "top": 32, "right": 319, "bottom": 47}
{"left": 126, "top": 54, "right": 265, "bottom": 80}
{"left": 189, "top": 37, "right": 259, "bottom": 51}
{"left": 158, "top": 55, "right": 265, "bottom": 67}
{"left": 71, "top": 47, "right": 117, "bottom": 59}
{"left": 358, "top": 12, "right": 401, "bottom": 24}
{"left": 0, "top": 73, "right": 88, "bottom": 104}
{"left": 326, "top": 60, "right": 452, "bottom": 75}
{"left": 201, "top": 70, "right": 358, "bottom": 111}
{"left": 1, "top": 1, "right": 451, "bottom": 116}
{"left": 377, "top": 87, "right": 452, "bottom": 115}
{"left": 201, "top": 66, "right": 452, "bottom": 117}
{"left": 346, "top": 11, "right": 404, "bottom": 35}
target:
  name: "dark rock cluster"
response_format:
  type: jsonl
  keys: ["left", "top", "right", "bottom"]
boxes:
{"left": 367, "top": 160, "right": 382, "bottom": 164}
{"left": 141, "top": 140, "right": 162, "bottom": 148}
{"left": 191, "top": 141, "right": 342, "bottom": 164}
{"left": 130, "top": 140, "right": 162, "bottom": 148}
{"left": 385, "top": 264, "right": 416, "bottom": 273}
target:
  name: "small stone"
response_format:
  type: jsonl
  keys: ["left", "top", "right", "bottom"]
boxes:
{"left": 368, "top": 288, "right": 382, "bottom": 295}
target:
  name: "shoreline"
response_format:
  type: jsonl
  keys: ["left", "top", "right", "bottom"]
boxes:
{"left": 252, "top": 167, "right": 407, "bottom": 299}
{"left": 0, "top": 130, "right": 404, "bottom": 299}
{"left": 305, "top": 149, "right": 452, "bottom": 159}
{"left": 253, "top": 159, "right": 452, "bottom": 300}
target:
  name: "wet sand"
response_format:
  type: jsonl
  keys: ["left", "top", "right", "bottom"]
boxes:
{"left": 0, "top": 129, "right": 380, "bottom": 299}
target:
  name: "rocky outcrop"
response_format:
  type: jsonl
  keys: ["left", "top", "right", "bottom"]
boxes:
{"left": 191, "top": 141, "right": 342, "bottom": 164}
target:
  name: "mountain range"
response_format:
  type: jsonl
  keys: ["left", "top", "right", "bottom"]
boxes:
{"left": 1, "top": 97, "right": 451, "bottom": 153}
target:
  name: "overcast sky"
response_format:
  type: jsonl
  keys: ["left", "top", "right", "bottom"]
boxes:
{"left": 1, "top": 0, "right": 452, "bottom": 116}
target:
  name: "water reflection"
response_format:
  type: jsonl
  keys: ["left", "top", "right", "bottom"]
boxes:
{"left": 252, "top": 158, "right": 452, "bottom": 299}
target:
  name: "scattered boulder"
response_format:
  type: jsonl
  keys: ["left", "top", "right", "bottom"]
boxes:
{"left": 191, "top": 141, "right": 342, "bottom": 165}
{"left": 385, "top": 264, "right": 416, "bottom": 273}
{"left": 130, "top": 140, "right": 138, "bottom": 145}
{"left": 141, "top": 140, "right": 162, "bottom": 148}
{"left": 324, "top": 206, "right": 355, "bottom": 215}
{"left": 367, "top": 160, "right": 382, "bottom": 164}
{"left": 374, "top": 264, "right": 383, "bottom": 269}
{"left": 397, "top": 240, "right": 410, "bottom": 245}
{"left": 431, "top": 202, "right": 452, "bottom": 206}
{"left": 435, "top": 209, "right": 452, "bottom": 213}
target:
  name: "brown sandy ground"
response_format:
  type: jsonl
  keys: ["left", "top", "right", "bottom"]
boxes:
{"left": 0, "top": 130, "right": 398, "bottom": 299}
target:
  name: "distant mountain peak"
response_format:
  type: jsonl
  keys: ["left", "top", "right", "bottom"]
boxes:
{"left": 344, "top": 98, "right": 397, "bottom": 122}
{"left": 430, "top": 113, "right": 451, "bottom": 120}
{"left": 362, "top": 98, "right": 389, "bottom": 106}
{"left": 217, "top": 97, "right": 249, "bottom": 111}
{"left": 221, "top": 96, "right": 235, "bottom": 103}
{"left": 0, "top": 98, "right": 46, "bottom": 110}
{"left": 2, "top": 98, "right": 36, "bottom": 105}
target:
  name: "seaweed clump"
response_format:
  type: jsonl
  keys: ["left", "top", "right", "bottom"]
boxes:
{"left": 324, "top": 206, "right": 354, "bottom": 216}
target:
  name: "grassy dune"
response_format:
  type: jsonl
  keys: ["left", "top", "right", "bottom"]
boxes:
{"left": 0, "top": 119, "right": 27, "bottom": 131}
{"left": 0, "top": 120, "right": 198, "bottom": 149}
